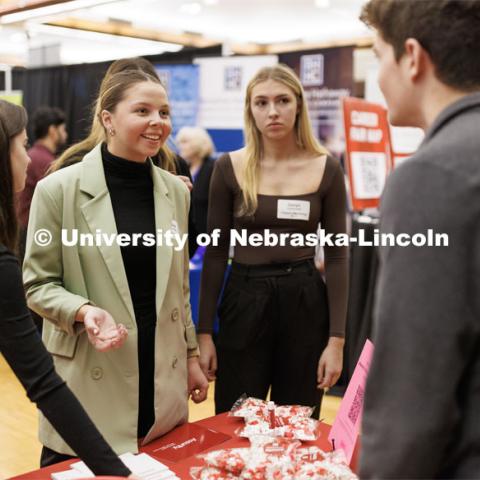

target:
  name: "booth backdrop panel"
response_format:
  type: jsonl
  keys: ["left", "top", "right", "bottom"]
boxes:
{"left": 154, "top": 64, "right": 199, "bottom": 140}
{"left": 207, "top": 128, "right": 244, "bottom": 153}
{"left": 280, "top": 47, "right": 354, "bottom": 160}
{"left": 9, "top": 46, "right": 221, "bottom": 145}
{"left": 194, "top": 55, "right": 278, "bottom": 152}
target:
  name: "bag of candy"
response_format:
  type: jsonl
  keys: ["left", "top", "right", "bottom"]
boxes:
{"left": 197, "top": 448, "right": 249, "bottom": 476}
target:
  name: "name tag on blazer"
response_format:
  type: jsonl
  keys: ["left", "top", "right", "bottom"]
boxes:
{"left": 277, "top": 199, "right": 310, "bottom": 221}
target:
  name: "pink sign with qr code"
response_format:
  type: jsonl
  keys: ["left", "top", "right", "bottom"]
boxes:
{"left": 328, "top": 339, "right": 374, "bottom": 463}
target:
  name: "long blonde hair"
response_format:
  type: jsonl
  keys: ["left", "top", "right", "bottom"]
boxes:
{"left": 50, "top": 57, "right": 177, "bottom": 173}
{"left": 241, "top": 63, "right": 328, "bottom": 216}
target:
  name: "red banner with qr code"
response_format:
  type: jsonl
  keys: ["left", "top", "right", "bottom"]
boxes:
{"left": 342, "top": 97, "right": 393, "bottom": 211}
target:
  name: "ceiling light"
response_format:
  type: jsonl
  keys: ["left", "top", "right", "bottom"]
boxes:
{"left": 26, "top": 23, "right": 182, "bottom": 52}
{"left": 0, "top": 0, "right": 120, "bottom": 24}
{"left": 314, "top": 0, "right": 330, "bottom": 8}
{"left": 180, "top": 2, "right": 202, "bottom": 15}
{"left": 203, "top": 0, "right": 219, "bottom": 5}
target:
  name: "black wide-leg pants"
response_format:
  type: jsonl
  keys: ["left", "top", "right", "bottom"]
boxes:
{"left": 214, "top": 258, "right": 330, "bottom": 419}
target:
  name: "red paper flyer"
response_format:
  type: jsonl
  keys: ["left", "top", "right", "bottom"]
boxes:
{"left": 142, "top": 423, "right": 231, "bottom": 463}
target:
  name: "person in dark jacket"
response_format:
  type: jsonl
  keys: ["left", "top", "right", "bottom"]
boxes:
{"left": 18, "top": 106, "right": 67, "bottom": 230}
{"left": 359, "top": 1, "right": 480, "bottom": 478}
{"left": 0, "top": 99, "right": 136, "bottom": 477}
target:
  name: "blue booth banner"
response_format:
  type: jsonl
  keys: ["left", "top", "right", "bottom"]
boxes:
{"left": 154, "top": 64, "right": 200, "bottom": 141}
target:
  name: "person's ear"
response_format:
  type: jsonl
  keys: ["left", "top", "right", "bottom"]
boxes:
{"left": 101, "top": 110, "right": 113, "bottom": 131}
{"left": 404, "top": 38, "right": 430, "bottom": 82}
{"left": 48, "top": 124, "right": 57, "bottom": 139}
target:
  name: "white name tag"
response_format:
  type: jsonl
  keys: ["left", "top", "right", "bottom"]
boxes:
{"left": 277, "top": 199, "right": 310, "bottom": 221}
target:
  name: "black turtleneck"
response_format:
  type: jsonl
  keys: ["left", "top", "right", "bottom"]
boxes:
{"left": 102, "top": 144, "right": 156, "bottom": 438}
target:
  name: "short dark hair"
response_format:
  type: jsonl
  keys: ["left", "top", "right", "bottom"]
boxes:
{"left": 360, "top": 0, "right": 480, "bottom": 92}
{"left": 31, "top": 106, "right": 65, "bottom": 140}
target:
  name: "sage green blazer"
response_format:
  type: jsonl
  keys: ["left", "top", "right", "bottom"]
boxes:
{"left": 23, "top": 144, "right": 198, "bottom": 455}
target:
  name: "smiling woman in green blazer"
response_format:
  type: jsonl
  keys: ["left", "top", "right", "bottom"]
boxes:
{"left": 23, "top": 69, "right": 208, "bottom": 465}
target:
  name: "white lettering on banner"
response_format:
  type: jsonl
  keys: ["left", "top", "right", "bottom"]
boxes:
{"left": 351, "top": 110, "right": 378, "bottom": 127}
{"left": 367, "top": 129, "right": 383, "bottom": 143}
{"left": 349, "top": 127, "right": 383, "bottom": 143}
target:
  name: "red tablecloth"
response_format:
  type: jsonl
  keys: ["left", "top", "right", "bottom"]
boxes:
{"left": 11, "top": 413, "right": 357, "bottom": 479}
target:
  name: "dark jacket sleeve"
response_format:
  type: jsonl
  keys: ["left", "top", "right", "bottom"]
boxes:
{"left": 197, "top": 155, "right": 233, "bottom": 333}
{"left": 360, "top": 161, "right": 478, "bottom": 478}
{"left": 320, "top": 157, "right": 349, "bottom": 337}
{"left": 0, "top": 246, "right": 131, "bottom": 477}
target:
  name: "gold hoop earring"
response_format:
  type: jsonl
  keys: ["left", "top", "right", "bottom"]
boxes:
{"left": 109, "top": 127, "right": 115, "bottom": 137}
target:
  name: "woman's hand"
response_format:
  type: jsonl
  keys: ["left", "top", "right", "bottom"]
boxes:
{"left": 198, "top": 333, "right": 217, "bottom": 381}
{"left": 76, "top": 305, "right": 128, "bottom": 352}
{"left": 317, "top": 337, "right": 344, "bottom": 389}
{"left": 177, "top": 175, "right": 193, "bottom": 191}
{"left": 187, "top": 356, "right": 209, "bottom": 403}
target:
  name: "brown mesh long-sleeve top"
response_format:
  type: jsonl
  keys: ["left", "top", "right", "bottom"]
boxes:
{"left": 198, "top": 153, "right": 349, "bottom": 337}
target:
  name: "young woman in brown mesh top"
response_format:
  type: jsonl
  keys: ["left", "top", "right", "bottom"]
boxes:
{"left": 197, "top": 64, "right": 349, "bottom": 417}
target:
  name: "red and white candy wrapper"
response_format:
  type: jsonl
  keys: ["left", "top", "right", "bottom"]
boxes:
{"left": 266, "top": 456, "right": 297, "bottom": 480}
{"left": 229, "top": 396, "right": 268, "bottom": 418}
{"left": 243, "top": 454, "right": 296, "bottom": 480}
{"left": 240, "top": 454, "right": 269, "bottom": 480}
{"left": 190, "top": 449, "right": 357, "bottom": 480}
{"left": 249, "top": 434, "right": 301, "bottom": 456}
{"left": 275, "top": 417, "right": 322, "bottom": 441}
{"left": 294, "top": 461, "right": 330, "bottom": 479}
{"left": 230, "top": 396, "right": 319, "bottom": 440}
{"left": 198, "top": 448, "right": 249, "bottom": 475}
{"left": 229, "top": 395, "right": 314, "bottom": 422}
{"left": 295, "top": 460, "right": 358, "bottom": 480}
{"left": 190, "top": 432, "right": 358, "bottom": 480}
{"left": 294, "top": 449, "right": 358, "bottom": 480}
{"left": 275, "top": 405, "right": 315, "bottom": 419}
{"left": 295, "top": 446, "right": 327, "bottom": 463}
{"left": 238, "top": 436, "right": 300, "bottom": 480}
{"left": 237, "top": 415, "right": 321, "bottom": 441}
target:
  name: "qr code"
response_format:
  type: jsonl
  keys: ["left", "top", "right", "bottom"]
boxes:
{"left": 300, "top": 54, "right": 324, "bottom": 86}
{"left": 360, "top": 157, "right": 382, "bottom": 194}
{"left": 347, "top": 385, "right": 364, "bottom": 425}
{"left": 224, "top": 66, "right": 242, "bottom": 91}
{"left": 350, "top": 152, "right": 387, "bottom": 199}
